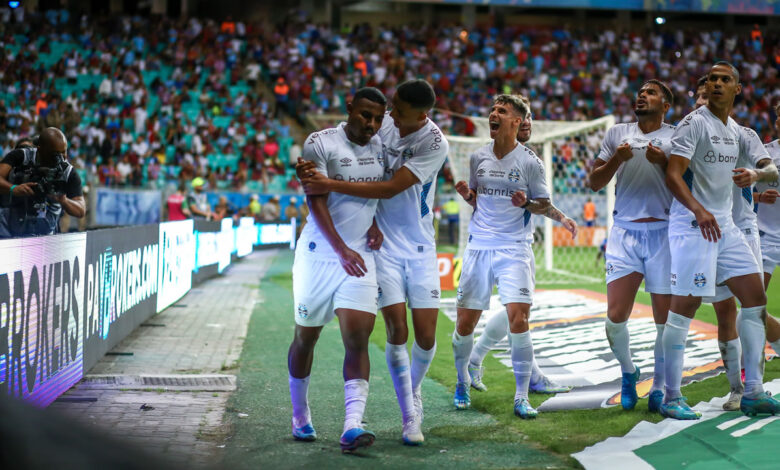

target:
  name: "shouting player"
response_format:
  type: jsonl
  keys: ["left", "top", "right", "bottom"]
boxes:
{"left": 587, "top": 80, "right": 676, "bottom": 412}
{"left": 298, "top": 79, "right": 448, "bottom": 445}
{"left": 467, "top": 96, "right": 577, "bottom": 395}
{"left": 663, "top": 62, "right": 779, "bottom": 420}
{"left": 287, "top": 88, "right": 386, "bottom": 451}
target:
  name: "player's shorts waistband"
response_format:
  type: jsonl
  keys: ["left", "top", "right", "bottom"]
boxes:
{"left": 613, "top": 220, "right": 669, "bottom": 231}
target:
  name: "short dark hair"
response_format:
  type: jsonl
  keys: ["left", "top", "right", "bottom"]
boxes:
{"left": 396, "top": 79, "right": 436, "bottom": 111}
{"left": 642, "top": 79, "right": 674, "bottom": 105}
{"left": 712, "top": 61, "right": 740, "bottom": 82}
{"left": 493, "top": 94, "right": 528, "bottom": 117}
{"left": 353, "top": 87, "right": 387, "bottom": 107}
{"left": 14, "top": 137, "right": 34, "bottom": 149}
{"left": 696, "top": 75, "right": 708, "bottom": 90}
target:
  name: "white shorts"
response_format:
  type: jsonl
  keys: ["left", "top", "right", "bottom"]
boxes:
{"left": 457, "top": 243, "right": 535, "bottom": 310}
{"left": 376, "top": 251, "right": 440, "bottom": 309}
{"left": 605, "top": 221, "right": 671, "bottom": 294}
{"left": 292, "top": 248, "right": 378, "bottom": 327}
{"left": 705, "top": 227, "right": 762, "bottom": 303}
{"left": 670, "top": 224, "right": 761, "bottom": 298}
{"left": 760, "top": 241, "right": 780, "bottom": 276}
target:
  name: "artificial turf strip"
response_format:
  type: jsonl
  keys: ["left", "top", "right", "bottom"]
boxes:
{"left": 222, "top": 250, "right": 567, "bottom": 469}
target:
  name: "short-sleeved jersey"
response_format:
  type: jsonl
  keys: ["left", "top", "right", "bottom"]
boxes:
{"left": 298, "top": 123, "right": 384, "bottom": 258}
{"left": 668, "top": 106, "right": 765, "bottom": 235}
{"left": 596, "top": 122, "right": 675, "bottom": 223}
{"left": 731, "top": 126, "right": 771, "bottom": 230}
{"left": 376, "top": 115, "right": 449, "bottom": 258}
{"left": 467, "top": 142, "right": 550, "bottom": 249}
{"left": 757, "top": 139, "right": 780, "bottom": 244}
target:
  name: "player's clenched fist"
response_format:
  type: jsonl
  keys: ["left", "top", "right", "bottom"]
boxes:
{"left": 511, "top": 190, "right": 527, "bottom": 208}
{"left": 455, "top": 180, "right": 470, "bottom": 200}
{"left": 732, "top": 168, "right": 758, "bottom": 188}
{"left": 615, "top": 142, "right": 633, "bottom": 162}
{"left": 645, "top": 142, "right": 666, "bottom": 165}
{"left": 760, "top": 189, "right": 779, "bottom": 204}
{"left": 295, "top": 157, "right": 317, "bottom": 180}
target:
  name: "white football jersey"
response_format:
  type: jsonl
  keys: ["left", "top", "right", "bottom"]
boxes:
{"left": 757, "top": 139, "right": 780, "bottom": 244}
{"left": 298, "top": 123, "right": 384, "bottom": 257}
{"left": 376, "top": 115, "right": 449, "bottom": 259}
{"left": 669, "top": 107, "right": 765, "bottom": 236}
{"left": 597, "top": 122, "right": 675, "bottom": 223}
{"left": 731, "top": 126, "right": 770, "bottom": 230}
{"left": 467, "top": 142, "right": 550, "bottom": 249}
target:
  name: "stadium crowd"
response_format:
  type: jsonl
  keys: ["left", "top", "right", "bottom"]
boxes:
{"left": 0, "top": 9, "right": 777, "bottom": 197}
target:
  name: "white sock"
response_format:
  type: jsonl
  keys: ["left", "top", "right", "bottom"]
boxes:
{"left": 605, "top": 317, "right": 635, "bottom": 374}
{"left": 510, "top": 331, "right": 534, "bottom": 400}
{"left": 651, "top": 324, "right": 665, "bottom": 393}
{"left": 411, "top": 341, "right": 436, "bottom": 392}
{"left": 452, "top": 332, "right": 474, "bottom": 384}
{"left": 663, "top": 312, "right": 692, "bottom": 403}
{"left": 344, "top": 378, "right": 369, "bottom": 433}
{"left": 289, "top": 375, "right": 311, "bottom": 428}
{"left": 738, "top": 306, "right": 767, "bottom": 398}
{"left": 386, "top": 343, "right": 414, "bottom": 422}
{"left": 719, "top": 338, "right": 744, "bottom": 393}
{"left": 530, "top": 357, "right": 544, "bottom": 385}
{"left": 470, "top": 311, "right": 509, "bottom": 367}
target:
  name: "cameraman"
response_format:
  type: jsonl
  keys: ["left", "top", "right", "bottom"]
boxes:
{"left": 0, "top": 127, "right": 85, "bottom": 238}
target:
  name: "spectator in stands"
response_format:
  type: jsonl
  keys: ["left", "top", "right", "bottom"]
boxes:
{"left": 583, "top": 198, "right": 597, "bottom": 227}
{"left": 213, "top": 195, "right": 235, "bottom": 221}
{"left": 247, "top": 194, "right": 261, "bottom": 220}
{"left": 442, "top": 197, "right": 460, "bottom": 244}
{"left": 260, "top": 195, "right": 280, "bottom": 221}
{"left": 284, "top": 197, "right": 299, "bottom": 221}
{"left": 166, "top": 182, "right": 190, "bottom": 221}
{"left": 187, "top": 177, "right": 212, "bottom": 220}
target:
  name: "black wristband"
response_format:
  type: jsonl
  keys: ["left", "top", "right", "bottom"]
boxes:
{"left": 520, "top": 199, "right": 531, "bottom": 208}
{"left": 465, "top": 192, "right": 474, "bottom": 202}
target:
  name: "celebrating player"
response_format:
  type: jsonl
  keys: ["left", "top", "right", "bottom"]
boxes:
{"left": 587, "top": 80, "right": 676, "bottom": 412}
{"left": 297, "top": 79, "right": 448, "bottom": 445}
{"left": 663, "top": 62, "right": 779, "bottom": 420}
{"left": 467, "top": 96, "right": 576, "bottom": 395}
{"left": 287, "top": 88, "right": 386, "bottom": 452}
{"left": 452, "top": 94, "right": 564, "bottom": 419}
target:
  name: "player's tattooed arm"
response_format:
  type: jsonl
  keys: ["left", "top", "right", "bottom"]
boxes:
{"left": 514, "top": 196, "right": 578, "bottom": 239}
{"left": 589, "top": 143, "right": 632, "bottom": 191}
{"left": 308, "top": 195, "right": 367, "bottom": 277}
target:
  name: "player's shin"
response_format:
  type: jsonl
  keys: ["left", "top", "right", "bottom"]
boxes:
{"left": 386, "top": 343, "right": 414, "bottom": 422}
{"left": 719, "top": 338, "right": 744, "bottom": 393}
{"left": 651, "top": 324, "right": 665, "bottom": 392}
{"left": 470, "top": 311, "right": 509, "bottom": 368}
{"left": 289, "top": 375, "right": 312, "bottom": 428}
{"left": 605, "top": 317, "right": 635, "bottom": 374}
{"left": 738, "top": 306, "right": 768, "bottom": 397}
{"left": 663, "top": 312, "right": 692, "bottom": 402}
{"left": 344, "top": 379, "right": 370, "bottom": 433}
{"left": 510, "top": 332, "right": 534, "bottom": 400}
{"left": 452, "top": 332, "right": 474, "bottom": 384}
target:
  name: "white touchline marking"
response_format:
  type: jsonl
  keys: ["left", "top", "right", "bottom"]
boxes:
{"left": 730, "top": 416, "right": 780, "bottom": 438}
{"left": 716, "top": 416, "right": 750, "bottom": 430}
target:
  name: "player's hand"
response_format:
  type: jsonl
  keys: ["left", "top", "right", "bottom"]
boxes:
{"left": 760, "top": 189, "right": 779, "bottom": 204}
{"left": 511, "top": 190, "right": 527, "bottom": 208}
{"left": 295, "top": 157, "right": 317, "bottom": 180}
{"left": 336, "top": 245, "right": 367, "bottom": 277}
{"left": 732, "top": 168, "right": 758, "bottom": 188}
{"left": 645, "top": 142, "right": 666, "bottom": 165}
{"left": 694, "top": 207, "right": 721, "bottom": 242}
{"left": 11, "top": 182, "right": 37, "bottom": 197}
{"left": 615, "top": 143, "right": 633, "bottom": 163}
{"left": 301, "top": 171, "right": 330, "bottom": 196}
{"left": 367, "top": 223, "right": 383, "bottom": 250}
{"left": 455, "top": 180, "right": 471, "bottom": 201}
{"left": 562, "top": 217, "right": 578, "bottom": 239}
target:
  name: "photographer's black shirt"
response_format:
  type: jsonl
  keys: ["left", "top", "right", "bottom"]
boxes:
{"left": 1, "top": 149, "right": 83, "bottom": 198}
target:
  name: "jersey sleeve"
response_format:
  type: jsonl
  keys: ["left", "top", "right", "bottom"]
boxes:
{"left": 65, "top": 169, "right": 83, "bottom": 198}
{"left": 596, "top": 126, "right": 619, "bottom": 162}
{"left": 403, "top": 137, "right": 448, "bottom": 184}
{"left": 0, "top": 149, "right": 24, "bottom": 167}
{"left": 741, "top": 128, "right": 771, "bottom": 168}
{"left": 468, "top": 151, "right": 479, "bottom": 190}
{"left": 302, "top": 132, "right": 329, "bottom": 176}
{"left": 525, "top": 152, "right": 551, "bottom": 200}
{"left": 670, "top": 114, "right": 702, "bottom": 160}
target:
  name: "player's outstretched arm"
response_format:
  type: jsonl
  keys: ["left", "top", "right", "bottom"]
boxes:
{"left": 732, "top": 159, "right": 779, "bottom": 188}
{"left": 308, "top": 194, "right": 367, "bottom": 277}
{"left": 514, "top": 196, "right": 577, "bottom": 239}
{"left": 589, "top": 143, "right": 632, "bottom": 191}
{"left": 666, "top": 155, "right": 720, "bottom": 242}
{"left": 298, "top": 157, "right": 421, "bottom": 199}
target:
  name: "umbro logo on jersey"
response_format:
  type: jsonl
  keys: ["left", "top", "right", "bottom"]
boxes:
{"left": 508, "top": 168, "right": 520, "bottom": 183}
{"left": 694, "top": 273, "right": 707, "bottom": 288}
{"left": 297, "top": 303, "right": 309, "bottom": 319}
{"left": 340, "top": 157, "right": 352, "bottom": 166}
{"left": 711, "top": 136, "right": 721, "bottom": 144}
{"left": 308, "top": 242, "right": 316, "bottom": 251}
{"left": 431, "top": 289, "right": 440, "bottom": 298}
{"left": 519, "top": 288, "right": 530, "bottom": 296}
{"left": 477, "top": 169, "right": 486, "bottom": 177}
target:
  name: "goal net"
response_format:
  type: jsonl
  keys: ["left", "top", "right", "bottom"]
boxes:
{"left": 306, "top": 112, "right": 616, "bottom": 284}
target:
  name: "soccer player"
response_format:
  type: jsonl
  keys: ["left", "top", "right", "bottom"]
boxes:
{"left": 298, "top": 79, "right": 448, "bottom": 445}
{"left": 587, "top": 80, "right": 676, "bottom": 412}
{"left": 757, "top": 105, "right": 780, "bottom": 354}
{"left": 663, "top": 62, "right": 779, "bottom": 420}
{"left": 467, "top": 98, "right": 577, "bottom": 395}
{"left": 452, "top": 94, "right": 563, "bottom": 419}
{"left": 696, "top": 78, "right": 780, "bottom": 411}
{"left": 287, "top": 87, "right": 386, "bottom": 452}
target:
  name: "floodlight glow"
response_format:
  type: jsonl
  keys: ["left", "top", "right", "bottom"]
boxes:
{"left": 655, "top": 17, "right": 666, "bottom": 25}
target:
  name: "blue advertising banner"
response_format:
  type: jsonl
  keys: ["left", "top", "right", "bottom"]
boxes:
{"left": 388, "top": 0, "right": 780, "bottom": 14}
{"left": 94, "top": 188, "right": 161, "bottom": 227}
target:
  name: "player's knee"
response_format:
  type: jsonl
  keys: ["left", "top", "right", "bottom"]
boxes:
{"left": 385, "top": 321, "right": 408, "bottom": 344}
{"left": 414, "top": 332, "right": 436, "bottom": 350}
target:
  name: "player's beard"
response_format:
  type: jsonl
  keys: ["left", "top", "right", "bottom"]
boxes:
{"left": 633, "top": 108, "right": 654, "bottom": 117}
